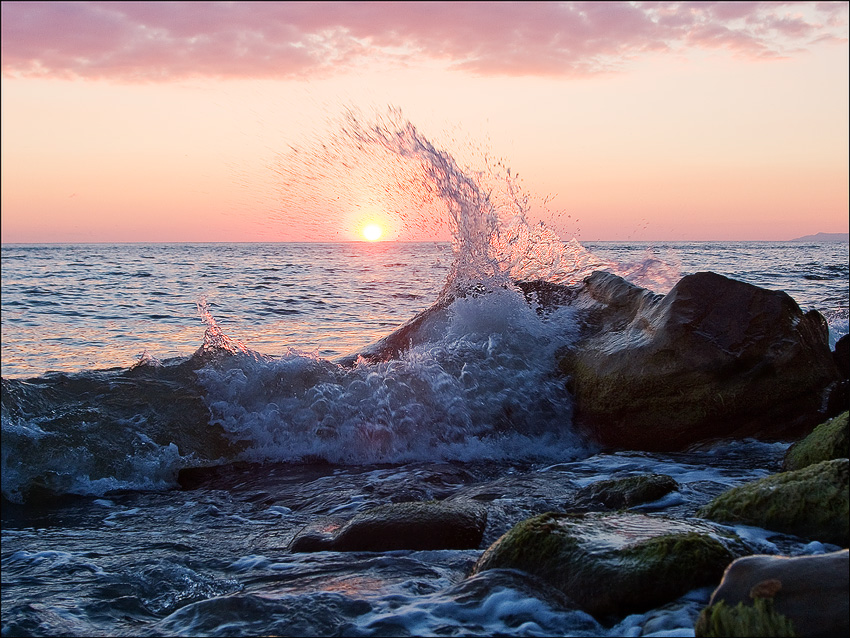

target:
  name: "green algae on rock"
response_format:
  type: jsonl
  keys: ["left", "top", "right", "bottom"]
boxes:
{"left": 695, "top": 598, "right": 796, "bottom": 637}
{"left": 783, "top": 411, "right": 848, "bottom": 472}
{"left": 471, "top": 511, "right": 744, "bottom": 620}
{"left": 698, "top": 458, "right": 849, "bottom": 547}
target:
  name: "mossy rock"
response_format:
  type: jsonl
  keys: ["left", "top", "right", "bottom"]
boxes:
{"left": 573, "top": 473, "right": 678, "bottom": 510}
{"left": 471, "top": 511, "right": 743, "bottom": 620}
{"left": 783, "top": 411, "right": 848, "bottom": 471}
{"left": 698, "top": 458, "right": 848, "bottom": 547}
{"left": 289, "top": 500, "right": 487, "bottom": 552}
{"left": 695, "top": 598, "right": 796, "bottom": 637}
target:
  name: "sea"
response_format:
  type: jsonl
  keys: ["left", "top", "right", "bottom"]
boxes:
{"left": 2, "top": 117, "right": 849, "bottom": 637}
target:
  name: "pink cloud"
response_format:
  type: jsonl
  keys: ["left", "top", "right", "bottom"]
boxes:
{"left": 1, "top": 1, "right": 846, "bottom": 81}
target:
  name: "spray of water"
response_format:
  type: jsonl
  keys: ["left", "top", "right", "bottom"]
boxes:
{"left": 273, "top": 107, "right": 643, "bottom": 299}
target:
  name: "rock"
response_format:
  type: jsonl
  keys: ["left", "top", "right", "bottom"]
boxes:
{"left": 695, "top": 550, "right": 849, "bottom": 638}
{"left": 828, "top": 335, "right": 849, "bottom": 415}
{"left": 289, "top": 500, "right": 487, "bottom": 552}
{"left": 698, "top": 458, "right": 849, "bottom": 547}
{"left": 471, "top": 511, "right": 745, "bottom": 620}
{"left": 783, "top": 411, "right": 848, "bottom": 472}
{"left": 572, "top": 473, "right": 678, "bottom": 511}
{"left": 834, "top": 334, "right": 849, "bottom": 379}
{"left": 336, "top": 296, "right": 454, "bottom": 365}
{"left": 559, "top": 271, "right": 841, "bottom": 451}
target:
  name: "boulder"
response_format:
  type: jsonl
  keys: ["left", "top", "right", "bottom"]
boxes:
{"left": 559, "top": 271, "right": 841, "bottom": 451}
{"left": 572, "top": 473, "right": 678, "bottom": 511}
{"left": 471, "top": 511, "right": 745, "bottom": 620}
{"left": 289, "top": 500, "right": 487, "bottom": 552}
{"left": 783, "top": 411, "right": 848, "bottom": 472}
{"left": 695, "top": 550, "right": 849, "bottom": 638}
{"left": 698, "top": 458, "right": 849, "bottom": 547}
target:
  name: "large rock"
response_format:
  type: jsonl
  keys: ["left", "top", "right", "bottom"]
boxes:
{"left": 695, "top": 550, "right": 849, "bottom": 638}
{"left": 698, "top": 458, "right": 849, "bottom": 547}
{"left": 288, "top": 500, "right": 487, "bottom": 552}
{"left": 559, "top": 271, "right": 841, "bottom": 451}
{"left": 471, "top": 511, "right": 745, "bottom": 620}
{"left": 783, "top": 411, "right": 848, "bottom": 472}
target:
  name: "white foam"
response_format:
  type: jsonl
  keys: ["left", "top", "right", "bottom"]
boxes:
{"left": 197, "top": 287, "right": 587, "bottom": 467}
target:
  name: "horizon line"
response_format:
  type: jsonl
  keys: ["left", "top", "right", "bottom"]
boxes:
{"left": 3, "top": 236, "right": 849, "bottom": 247}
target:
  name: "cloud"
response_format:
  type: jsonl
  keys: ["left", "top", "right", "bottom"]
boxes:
{"left": 1, "top": 1, "right": 847, "bottom": 81}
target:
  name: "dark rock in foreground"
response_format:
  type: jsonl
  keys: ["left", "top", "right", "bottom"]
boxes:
{"left": 288, "top": 500, "right": 487, "bottom": 552}
{"left": 695, "top": 550, "right": 849, "bottom": 638}
{"left": 471, "top": 511, "right": 746, "bottom": 620}
{"left": 559, "top": 271, "right": 841, "bottom": 451}
{"left": 783, "top": 411, "right": 848, "bottom": 472}
{"left": 698, "top": 458, "right": 849, "bottom": 547}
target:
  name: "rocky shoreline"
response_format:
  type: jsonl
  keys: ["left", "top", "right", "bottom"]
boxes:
{"left": 284, "top": 407, "right": 847, "bottom": 636}
{"left": 287, "top": 271, "right": 849, "bottom": 637}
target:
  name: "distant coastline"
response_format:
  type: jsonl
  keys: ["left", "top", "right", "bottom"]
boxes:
{"left": 789, "top": 232, "right": 849, "bottom": 242}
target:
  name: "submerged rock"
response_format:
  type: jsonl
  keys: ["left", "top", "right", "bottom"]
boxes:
{"left": 559, "top": 271, "right": 841, "bottom": 451}
{"left": 289, "top": 500, "right": 487, "bottom": 552}
{"left": 571, "top": 473, "right": 679, "bottom": 511}
{"left": 783, "top": 411, "right": 848, "bottom": 472}
{"left": 471, "top": 511, "right": 745, "bottom": 620}
{"left": 695, "top": 550, "right": 849, "bottom": 638}
{"left": 698, "top": 458, "right": 849, "bottom": 547}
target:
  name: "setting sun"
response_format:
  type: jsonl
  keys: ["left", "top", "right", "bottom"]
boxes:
{"left": 362, "top": 223, "right": 383, "bottom": 241}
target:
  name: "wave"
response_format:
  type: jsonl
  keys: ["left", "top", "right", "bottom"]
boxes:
{"left": 2, "top": 110, "right": 683, "bottom": 503}
{"left": 1, "top": 285, "right": 592, "bottom": 503}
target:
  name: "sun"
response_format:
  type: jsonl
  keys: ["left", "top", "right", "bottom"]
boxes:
{"left": 362, "top": 223, "right": 383, "bottom": 241}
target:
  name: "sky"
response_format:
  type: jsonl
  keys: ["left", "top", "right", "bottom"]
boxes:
{"left": 1, "top": 1, "right": 848, "bottom": 243}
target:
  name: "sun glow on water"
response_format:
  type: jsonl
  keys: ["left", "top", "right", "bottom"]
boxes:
{"left": 362, "top": 223, "right": 383, "bottom": 241}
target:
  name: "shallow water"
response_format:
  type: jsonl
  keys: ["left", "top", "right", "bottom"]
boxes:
{"left": 4, "top": 441, "right": 836, "bottom": 638}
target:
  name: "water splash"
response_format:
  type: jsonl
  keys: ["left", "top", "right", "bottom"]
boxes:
{"left": 340, "top": 109, "right": 625, "bottom": 298}
{"left": 274, "top": 108, "right": 648, "bottom": 300}
{"left": 196, "top": 287, "right": 587, "bottom": 466}
{"left": 195, "top": 298, "right": 259, "bottom": 359}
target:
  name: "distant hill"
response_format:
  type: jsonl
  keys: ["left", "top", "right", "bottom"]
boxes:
{"left": 789, "top": 232, "right": 849, "bottom": 242}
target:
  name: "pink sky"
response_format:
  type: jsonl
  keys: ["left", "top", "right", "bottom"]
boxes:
{"left": 1, "top": 1, "right": 848, "bottom": 242}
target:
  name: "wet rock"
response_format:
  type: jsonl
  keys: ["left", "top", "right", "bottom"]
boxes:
{"left": 827, "top": 335, "right": 849, "bottom": 415}
{"left": 515, "top": 279, "right": 581, "bottom": 313}
{"left": 783, "top": 411, "right": 848, "bottom": 472}
{"left": 289, "top": 500, "right": 487, "bottom": 552}
{"left": 834, "top": 334, "right": 849, "bottom": 379}
{"left": 471, "top": 511, "right": 746, "bottom": 620}
{"left": 559, "top": 271, "right": 840, "bottom": 451}
{"left": 336, "top": 298, "right": 452, "bottom": 365}
{"left": 698, "top": 458, "right": 849, "bottom": 547}
{"left": 695, "top": 550, "right": 849, "bottom": 638}
{"left": 572, "top": 473, "right": 679, "bottom": 511}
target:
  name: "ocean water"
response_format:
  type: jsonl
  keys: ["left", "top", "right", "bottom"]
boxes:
{"left": 3, "top": 241, "right": 847, "bottom": 638}
{"left": 2, "top": 114, "right": 849, "bottom": 637}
